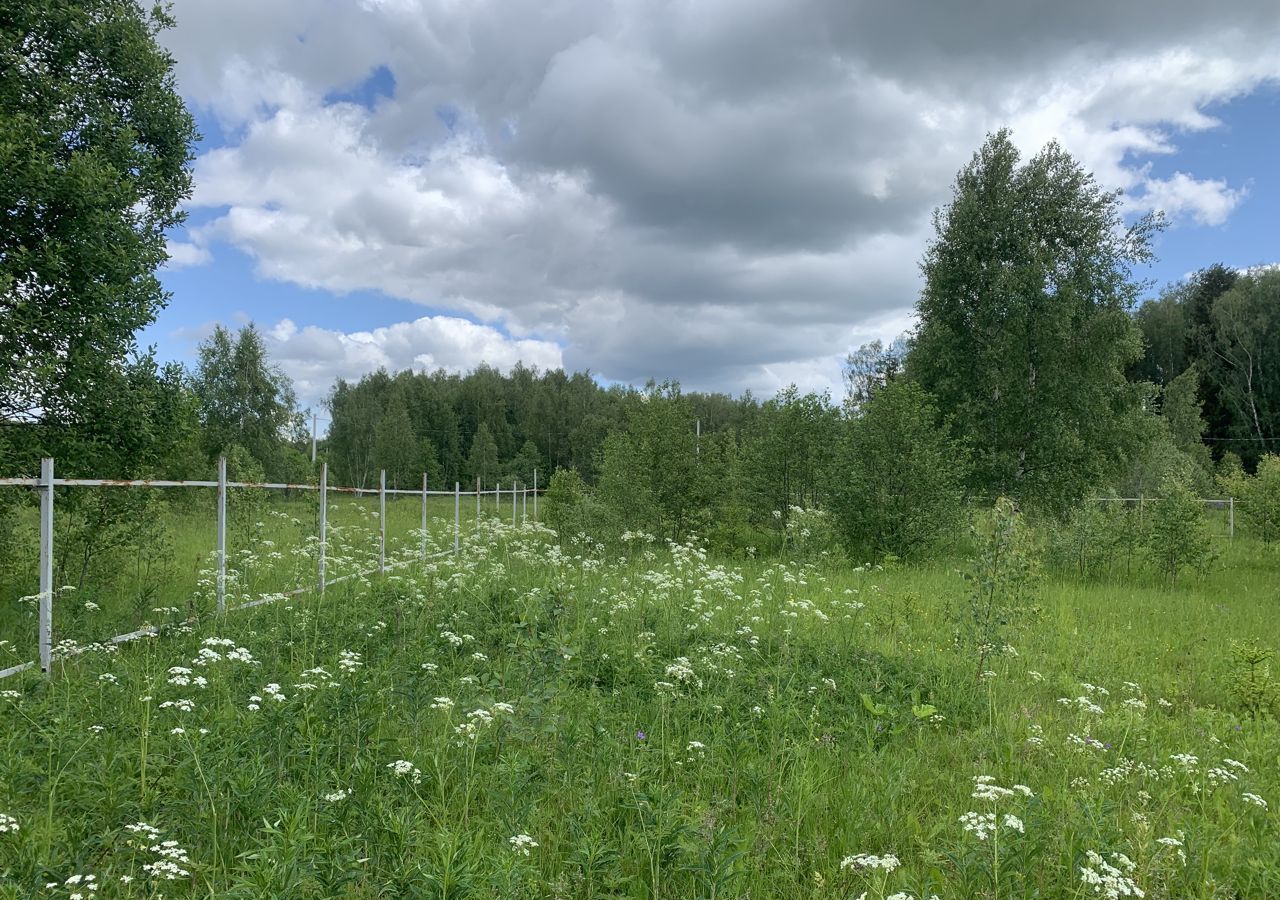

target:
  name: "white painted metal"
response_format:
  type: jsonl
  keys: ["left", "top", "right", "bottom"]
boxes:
{"left": 39, "top": 458, "right": 53, "bottom": 676}
{"left": 422, "top": 472, "right": 429, "bottom": 561}
{"left": 319, "top": 463, "right": 328, "bottom": 594}
{"left": 533, "top": 469, "right": 538, "bottom": 520}
{"left": 216, "top": 456, "right": 227, "bottom": 615}
{"left": 454, "top": 482, "right": 461, "bottom": 555}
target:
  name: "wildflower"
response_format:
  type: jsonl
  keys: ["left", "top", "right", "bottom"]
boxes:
{"left": 1169, "top": 753, "right": 1198, "bottom": 770}
{"left": 387, "top": 760, "right": 422, "bottom": 785}
{"left": 324, "top": 789, "right": 350, "bottom": 802}
{"left": 0, "top": 812, "right": 18, "bottom": 834}
{"left": 1242, "top": 792, "right": 1267, "bottom": 809}
{"left": 430, "top": 696, "right": 455, "bottom": 711}
{"left": 98, "top": 673, "right": 118, "bottom": 685}
{"left": 1078, "top": 850, "right": 1143, "bottom": 898}
{"left": 959, "top": 811, "right": 996, "bottom": 840}
{"left": 509, "top": 833, "right": 538, "bottom": 856}
{"left": 839, "top": 853, "right": 900, "bottom": 873}
{"left": 1003, "top": 814, "right": 1025, "bottom": 833}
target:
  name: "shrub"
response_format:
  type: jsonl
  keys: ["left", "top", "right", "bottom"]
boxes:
{"left": 829, "top": 380, "right": 966, "bottom": 560}
{"left": 1141, "top": 477, "right": 1217, "bottom": 584}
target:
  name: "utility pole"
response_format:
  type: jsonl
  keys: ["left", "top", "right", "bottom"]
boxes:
{"left": 310, "top": 412, "right": 317, "bottom": 463}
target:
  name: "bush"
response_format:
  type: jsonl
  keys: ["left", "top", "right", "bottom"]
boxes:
{"left": 1045, "top": 500, "right": 1129, "bottom": 580}
{"left": 829, "top": 380, "right": 966, "bottom": 560}
{"left": 1141, "top": 477, "right": 1217, "bottom": 584}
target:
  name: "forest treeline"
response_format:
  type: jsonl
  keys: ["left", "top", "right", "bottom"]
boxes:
{"left": 4, "top": 114, "right": 1280, "bottom": 562}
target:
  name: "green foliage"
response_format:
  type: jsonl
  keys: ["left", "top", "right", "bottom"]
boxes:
{"left": 466, "top": 422, "right": 500, "bottom": 489}
{"left": 0, "top": 0, "right": 196, "bottom": 428}
{"left": 830, "top": 380, "right": 966, "bottom": 559}
{"left": 1228, "top": 454, "right": 1280, "bottom": 544}
{"left": 1140, "top": 478, "right": 1218, "bottom": 584}
{"left": 372, "top": 389, "right": 420, "bottom": 490}
{"left": 958, "top": 498, "right": 1039, "bottom": 680}
{"left": 542, "top": 468, "right": 610, "bottom": 544}
{"left": 739, "top": 387, "right": 838, "bottom": 532}
{"left": 595, "top": 382, "right": 723, "bottom": 541}
{"left": 911, "top": 129, "right": 1157, "bottom": 511}
{"left": 192, "top": 325, "right": 303, "bottom": 480}
{"left": 1045, "top": 501, "right": 1131, "bottom": 580}
{"left": 1223, "top": 639, "right": 1278, "bottom": 720}
{"left": 1206, "top": 271, "right": 1280, "bottom": 467}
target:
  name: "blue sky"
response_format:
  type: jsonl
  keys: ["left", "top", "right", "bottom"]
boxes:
{"left": 148, "top": 0, "right": 1280, "bottom": 407}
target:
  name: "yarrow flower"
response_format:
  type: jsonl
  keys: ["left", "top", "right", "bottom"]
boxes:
{"left": 0, "top": 812, "right": 18, "bottom": 834}
{"left": 324, "top": 789, "right": 350, "bottom": 803}
{"left": 1079, "top": 850, "right": 1143, "bottom": 898}
{"left": 509, "top": 833, "right": 538, "bottom": 856}
{"left": 387, "top": 760, "right": 422, "bottom": 785}
{"left": 1242, "top": 792, "right": 1267, "bottom": 809}
{"left": 839, "top": 853, "right": 900, "bottom": 873}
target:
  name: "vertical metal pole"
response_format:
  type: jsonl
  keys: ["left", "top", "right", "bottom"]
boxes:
{"left": 319, "top": 463, "right": 328, "bottom": 594}
{"left": 454, "top": 482, "right": 460, "bottom": 555}
{"left": 523, "top": 484, "right": 527, "bottom": 523}
{"left": 1229, "top": 497, "right": 1235, "bottom": 539}
{"left": 38, "top": 457, "right": 53, "bottom": 676}
{"left": 378, "top": 469, "right": 386, "bottom": 575}
{"left": 533, "top": 469, "right": 538, "bottom": 521}
{"left": 475, "top": 476, "right": 480, "bottom": 520}
{"left": 512, "top": 479, "right": 516, "bottom": 527}
{"left": 216, "top": 455, "right": 227, "bottom": 615}
{"left": 495, "top": 480, "right": 500, "bottom": 513}
{"left": 421, "top": 472, "right": 428, "bottom": 561}
{"left": 311, "top": 412, "right": 317, "bottom": 463}
{"left": 696, "top": 418, "right": 701, "bottom": 457}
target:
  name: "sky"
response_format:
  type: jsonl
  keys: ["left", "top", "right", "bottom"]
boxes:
{"left": 142, "top": 0, "right": 1280, "bottom": 412}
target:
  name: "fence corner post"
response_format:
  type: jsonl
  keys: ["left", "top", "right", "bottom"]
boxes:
{"left": 1229, "top": 496, "right": 1235, "bottom": 540}
{"left": 39, "top": 457, "right": 54, "bottom": 676}
{"left": 454, "top": 482, "right": 461, "bottom": 556}
{"left": 512, "top": 479, "right": 516, "bottom": 527}
{"left": 533, "top": 468, "right": 538, "bottom": 521}
{"left": 216, "top": 455, "right": 227, "bottom": 615}
{"left": 318, "top": 462, "right": 328, "bottom": 594}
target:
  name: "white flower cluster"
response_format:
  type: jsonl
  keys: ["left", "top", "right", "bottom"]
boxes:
{"left": 1078, "top": 850, "right": 1143, "bottom": 898}
{"left": 0, "top": 812, "right": 18, "bottom": 834}
{"left": 125, "top": 823, "right": 190, "bottom": 881}
{"left": 509, "top": 833, "right": 538, "bottom": 856}
{"left": 166, "top": 667, "right": 207, "bottom": 688}
{"left": 387, "top": 760, "right": 422, "bottom": 785}
{"left": 159, "top": 698, "right": 195, "bottom": 713}
{"left": 45, "top": 873, "right": 97, "bottom": 898}
{"left": 338, "top": 650, "right": 362, "bottom": 673}
{"left": 1243, "top": 792, "right": 1267, "bottom": 809}
{"left": 839, "top": 853, "right": 900, "bottom": 873}
{"left": 324, "top": 789, "right": 350, "bottom": 803}
{"left": 431, "top": 696, "right": 455, "bottom": 711}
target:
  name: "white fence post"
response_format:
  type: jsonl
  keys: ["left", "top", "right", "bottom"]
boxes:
{"left": 1229, "top": 496, "right": 1235, "bottom": 539}
{"left": 454, "top": 482, "right": 461, "bottom": 555}
{"left": 512, "top": 479, "right": 516, "bottom": 527}
{"left": 39, "top": 457, "right": 53, "bottom": 676}
{"left": 378, "top": 469, "right": 386, "bottom": 575}
{"left": 475, "top": 476, "right": 480, "bottom": 520}
{"left": 421, "top": 472, "right": 429, "bottom": 562}
{"left": 318, "top": 463, "right": 328, "bottom": 594}
{"left": 216, "top": 455, "right": 227, "bottom": 615}
{"left": 533, "top": 469, "right": 538, "bottom": 521}
{"left": 522, "top": 484, "right": 527, "bottom": 523}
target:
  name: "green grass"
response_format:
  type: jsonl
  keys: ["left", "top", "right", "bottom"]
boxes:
{"left": 1, "top": 519, "right": 1278, "bottom": 898}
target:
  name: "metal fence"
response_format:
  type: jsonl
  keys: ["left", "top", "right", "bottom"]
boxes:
{"left": 0, "top": 458, "right": 540, "bottom": 680}
{"left": 1093, "top": 495, "right": 1237, "bottom": 538}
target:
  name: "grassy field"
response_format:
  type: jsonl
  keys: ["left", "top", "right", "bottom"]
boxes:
{"left": 0, "top": 513, "right": 1277, "bottom": 898}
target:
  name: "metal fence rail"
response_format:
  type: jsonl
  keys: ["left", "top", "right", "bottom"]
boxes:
{"left": 1093, "top": 495, "right": 1237, "bottom": 539}
{"left": 1, "top": 458, "right": 542, "bottom": 680}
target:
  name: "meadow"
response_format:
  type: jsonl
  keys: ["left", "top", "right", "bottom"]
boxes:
{"left": 0, "top": 507, "right": 1277, "bottom": 898}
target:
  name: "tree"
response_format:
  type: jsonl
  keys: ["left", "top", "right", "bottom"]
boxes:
{"left": 842, "top": 335, "right": 909, "bottom": 412}
{"left": 829, "top": 380, "right": 967, "bottom": 559}
{"left": 910, "top": 129, "right": 1158, "bottom": 511}
{"left": 466, "top": 422, "right": 500, "bottom": 488}
{"left": 191, "top": 324, "right": 302, "bottom": 479}
{"left": 1141, "top": 477, "right": 1217, "bottom": 585}
{"left": 1, "top": 0, "right": 196, "bottom": 427}
{"left": 1207, "top": 271, "right": 1280, "bottom": 467}
{"left": 373, "top": 390, "right": 419, "bottom": 489}
{"left": 1161, "top": 365, "right": 1213, "bottom": 476}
